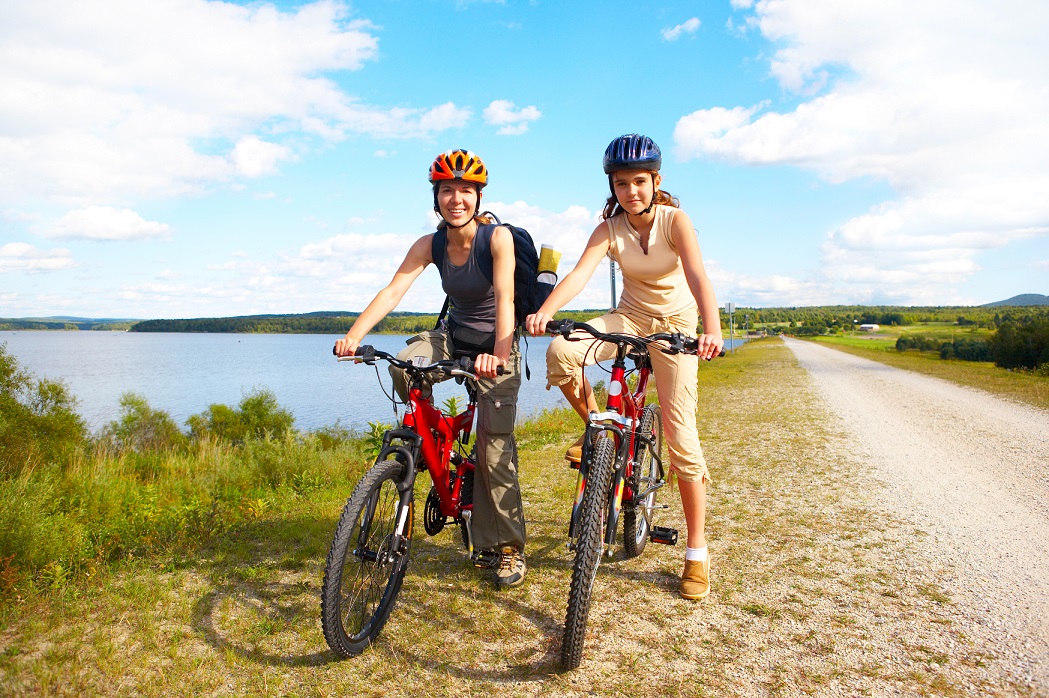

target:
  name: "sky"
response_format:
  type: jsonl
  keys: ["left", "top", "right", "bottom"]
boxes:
{"left": 1, "top": 0, "right": 1047, "bottom": 320}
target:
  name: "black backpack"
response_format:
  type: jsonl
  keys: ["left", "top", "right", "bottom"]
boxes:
{"left": 431, "top": 212, "right": 552, "bottom": 327}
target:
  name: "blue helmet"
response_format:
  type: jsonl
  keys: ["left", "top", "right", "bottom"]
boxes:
{"left": 602, "top": 134, "right": 661, "bottom": 174}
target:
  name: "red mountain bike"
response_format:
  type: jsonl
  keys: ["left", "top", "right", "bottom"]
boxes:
{"left": 545, "top": 319, "right": 706, "bottom": 670}
{"left": 320, "top": 345, "right": 501, "bottom": 658}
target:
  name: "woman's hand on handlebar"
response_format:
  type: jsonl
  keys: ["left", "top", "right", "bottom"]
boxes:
{"left": 525, "top": 311, "right": 554, "bottom": 337}
{"left": 473, "top": 353, "right": 507, "bottom": 379}
{"left": 333, "top": 334, "right": 360, "bottom": 358}
{"left": 696, "top": 333, "right": 724, "bottom": 361}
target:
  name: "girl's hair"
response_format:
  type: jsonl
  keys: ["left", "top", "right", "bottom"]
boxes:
{"left": 601, "top": 173, "right": 680, "bottom": 220}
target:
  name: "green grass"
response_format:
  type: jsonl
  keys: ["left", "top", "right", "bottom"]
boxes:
{"left": 0, "top": 339, "right": 1034, "bottom": 696}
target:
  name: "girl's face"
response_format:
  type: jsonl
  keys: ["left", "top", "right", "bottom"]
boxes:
{"left": 612, "top": 169, "right": 661, "bottom": 214}
{"left": 436, "top": 180, "right": 479, "bottom": 227}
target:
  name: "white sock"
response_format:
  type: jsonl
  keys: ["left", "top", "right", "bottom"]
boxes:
{"left": 685, "top": 546, "right": 708, "bottom": 562}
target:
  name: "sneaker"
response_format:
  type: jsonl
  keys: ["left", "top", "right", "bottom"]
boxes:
{"left": 679, "top": 555, "right": 710, "bottom": 600}
{"left": 565, "top": 433, "right": 586, "bottom": 464}
{"left": 495, "top": 546, "right": 526, "bottom": 588}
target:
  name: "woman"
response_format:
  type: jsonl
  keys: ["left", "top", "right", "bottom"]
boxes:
{"left": 525, "top": 134, "right": 723, "bottom": 600}
{"left": 334, "top": 149, "right": 527, "bottom": 589}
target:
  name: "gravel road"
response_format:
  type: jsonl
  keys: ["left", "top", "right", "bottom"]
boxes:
{"left": 783, "top": 337, "right": 1049, "bottom": 691}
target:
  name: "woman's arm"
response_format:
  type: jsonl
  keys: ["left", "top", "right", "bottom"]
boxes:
{"left": 525, "top": 222, "right": 612, "bottom": 336}
{"left": 671, "top": 210, "right": 724, "bottom": 360}
{"left": 333, "top": 234, "right": 433, "bottom": 357}
{"left": 473, "top": 225, "right": 515, "bottom": 377}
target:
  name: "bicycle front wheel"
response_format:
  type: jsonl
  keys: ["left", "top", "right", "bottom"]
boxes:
{"left": 623, "top": 404, "right": 663, "bottom": 559}
{"left": 321, "top": 459, "right": 414, "bottom": 658}
{"left": 561, "top": 435, "right": 615, "bottom": 670}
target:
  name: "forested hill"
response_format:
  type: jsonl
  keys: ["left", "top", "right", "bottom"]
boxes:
{"left": 132, "top": 312, "right": 411, "bottom": 334}
{"left": 126, "top": 305, "right": 1049, "bottom": 335}
{"left": 129, "top": 310, "right": 609, "bottom": 334}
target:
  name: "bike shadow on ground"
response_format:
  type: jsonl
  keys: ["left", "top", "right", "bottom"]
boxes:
{"left": 189, "top": 513, "right": 567, "bottom": 675}
{"left": 189, "top": 513, "right": 347, "bottom": 668}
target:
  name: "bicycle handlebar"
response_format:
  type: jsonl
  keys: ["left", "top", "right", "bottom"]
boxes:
{"left": 333, "top": 345, "right": 506, "bottom": 377}
{"left": 543, "top": 319, "right": 725, "bottom": 357}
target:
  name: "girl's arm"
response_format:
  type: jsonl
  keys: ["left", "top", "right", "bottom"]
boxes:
{"left": 671, "top": 210, "right": 725, "bottom": 360}
{"left": 525, "top": 223, "right": 612, "bottom": 336}
{"left": 474, "top": 225, "right": 515, "bottom": 377}
{"left": 333, "top": 234, "right": 433, "bottom": 357}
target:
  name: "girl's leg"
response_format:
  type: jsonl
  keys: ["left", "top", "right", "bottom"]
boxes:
{"left": 557, "top": 377, "right": 600, "bottom": 422}
{"left": 677, "top": 477, "right": 708, "bottom": 549}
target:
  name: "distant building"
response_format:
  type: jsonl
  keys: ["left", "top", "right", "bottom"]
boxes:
{"left": 859, "top": 324, "right": 880, "bottom": 332}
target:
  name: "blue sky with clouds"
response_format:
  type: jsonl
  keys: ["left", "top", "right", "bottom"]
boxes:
{"left": 1, "top": 0, "right": 1046, "bottom": 319}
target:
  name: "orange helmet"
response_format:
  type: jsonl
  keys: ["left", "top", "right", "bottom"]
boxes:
{"left": 428, "top": 149, "right": 488, "bottom": 188}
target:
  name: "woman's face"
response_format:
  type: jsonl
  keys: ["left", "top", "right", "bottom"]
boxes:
{"left": 436, "top": 180, "right": 479, "bottom": 227}
{"left": 612, "top": 169, "right": 661, "bottom": 214}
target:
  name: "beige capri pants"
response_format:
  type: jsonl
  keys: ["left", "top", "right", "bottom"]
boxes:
{"left": 546, "top": 308, "right": 710, "bottom": 484}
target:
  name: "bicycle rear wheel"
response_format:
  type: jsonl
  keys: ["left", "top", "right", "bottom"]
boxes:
{"left": 561, "top": 435, "right": 615, "bottom": 670}
{"left": 623, "top": 404, "right": 663, "bottom": 559}
{"left": 321, "top": 459, "right": 414, "bottom": 657}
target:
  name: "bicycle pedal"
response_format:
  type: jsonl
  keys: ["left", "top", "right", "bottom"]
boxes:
{"left": 470, "top": 550, "right": 498, "bottom": 569}
{"left": 649, "top": 526, "right": 679, "bottom": 545}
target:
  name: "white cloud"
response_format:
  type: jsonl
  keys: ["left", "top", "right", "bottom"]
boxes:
{"left": 48, "top": 206, "right": 172, "bottom": 241}
{"left": 483, "top": 100, "right": 541, "bottom": 136}
{"left": 0, "top": 242, "right": 76, "bottom": 273}
{"left": 232, "top": 136, "right": 293, "bottom": 178}
{"left": 662, "top": 17, "right": 701, "bottom": 41}
{"left": 0, "top": 1, "right": 465, "bottom": 205}
{"left": 675, "top": 0, "right": 1049, "bottom": 304}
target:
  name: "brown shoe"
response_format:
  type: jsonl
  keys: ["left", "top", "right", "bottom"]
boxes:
{"left": 679, "top": 556, "right": 710, "bottom": 600}
{"left": 564, "top": 433, "right": 586, "bottom": 463}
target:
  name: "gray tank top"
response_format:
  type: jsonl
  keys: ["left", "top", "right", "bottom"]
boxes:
{"left": 441, "top": 232, "right": 496, "bottom": 334}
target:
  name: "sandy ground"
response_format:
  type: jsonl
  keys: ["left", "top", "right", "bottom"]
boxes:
{"left": 784, "top": 337, "right": 1049, "bottom": 691}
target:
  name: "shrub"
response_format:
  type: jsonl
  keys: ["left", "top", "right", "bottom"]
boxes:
{"left": 0, "top": 344, "right": 87, "bottom": 475}
{"left": 100, "top": 392, "right": 188, "bottom": 452}
{"left": 187, "top": 388, "right": 295, "bottom": 443}
{"left": 990, "top": 318, "right": 1049, "bottom": 370}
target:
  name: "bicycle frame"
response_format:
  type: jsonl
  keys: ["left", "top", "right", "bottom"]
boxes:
{"left": 567, "top": 337, "right": 663, "bottom": 554}
{"left": 344, "top": 348, "right": 488, "bottom": 558}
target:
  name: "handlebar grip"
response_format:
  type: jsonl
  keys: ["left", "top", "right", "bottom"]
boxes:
{"left": 545, "top": 319, "right": 574, "bottom": 335}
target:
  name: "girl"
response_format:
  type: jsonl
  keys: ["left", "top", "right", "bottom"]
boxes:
{"left": 334, "top": 149, "right": 527, "bottom": 588}
{"left": 525, "top": 134, "right": 723, "bottom": 600}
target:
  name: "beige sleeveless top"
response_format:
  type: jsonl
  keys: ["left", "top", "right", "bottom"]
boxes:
{"left": 607, "top": 205, "right": 697, "bottom": 317}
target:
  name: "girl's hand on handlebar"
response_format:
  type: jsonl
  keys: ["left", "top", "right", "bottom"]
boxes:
{"left": 473, "top": 353, "right": 507, "bottom": 379}
{"left": 525, "top": 311, "right": 553, "bottom": 337}
{"left": 333, "top": 334, "right": 360, "bottom": 358}
{"left": 697, "top": 334, "right": 724, "bottom": 361}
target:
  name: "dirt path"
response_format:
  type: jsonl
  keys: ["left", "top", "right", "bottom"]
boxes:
{"left": 783, "top": 337, "right": 1049, "bottom": 690}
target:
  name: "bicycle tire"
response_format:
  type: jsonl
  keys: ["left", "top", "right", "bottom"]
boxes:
{"left": 561, "top": 435, "right": 616, "bottom": 670}
{"left": 623, "top": 404, "right": 663, "bottom": 559}
{"left": 321, "top": 459, "right": 414, "bottom": 657}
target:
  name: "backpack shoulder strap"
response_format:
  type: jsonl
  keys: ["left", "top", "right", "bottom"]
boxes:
{"left": 431, "top": 228, "right": 449, "bottom": 330}
{"left": 473, "top": 223, "right": 497, "bottom": 283}
{"left": 431, "top": 228, "right": 447, "bottom": 273}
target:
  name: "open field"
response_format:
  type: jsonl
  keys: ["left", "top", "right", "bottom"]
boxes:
{"left": 1, "top": 339, "right": 1042, "bottom": 696}
{"left": 808, "top": 334, "right": 1049, "bottom": 411}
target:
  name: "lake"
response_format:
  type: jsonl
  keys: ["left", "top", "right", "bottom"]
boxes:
{"left": 2, "top": 331, "right": 741, "bottom": 434}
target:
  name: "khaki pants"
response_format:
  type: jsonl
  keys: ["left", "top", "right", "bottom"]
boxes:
{"left": 545, "top": 309, "right": 710, "bottom": 484}
{"left": 392, "top": 330, "right": 526, "bottom": 551}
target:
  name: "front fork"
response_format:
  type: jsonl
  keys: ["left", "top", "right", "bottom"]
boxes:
{"left": 567, "top": 422, "right": 630, "bottom": 556}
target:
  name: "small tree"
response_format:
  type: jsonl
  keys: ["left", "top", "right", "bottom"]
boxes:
{"left": 0, "top": 344, "right": 86, "bottom": 474}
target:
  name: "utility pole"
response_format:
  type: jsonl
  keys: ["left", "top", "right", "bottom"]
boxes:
{"left": 725, "top": 302, "right": 735, "bottom": 353}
